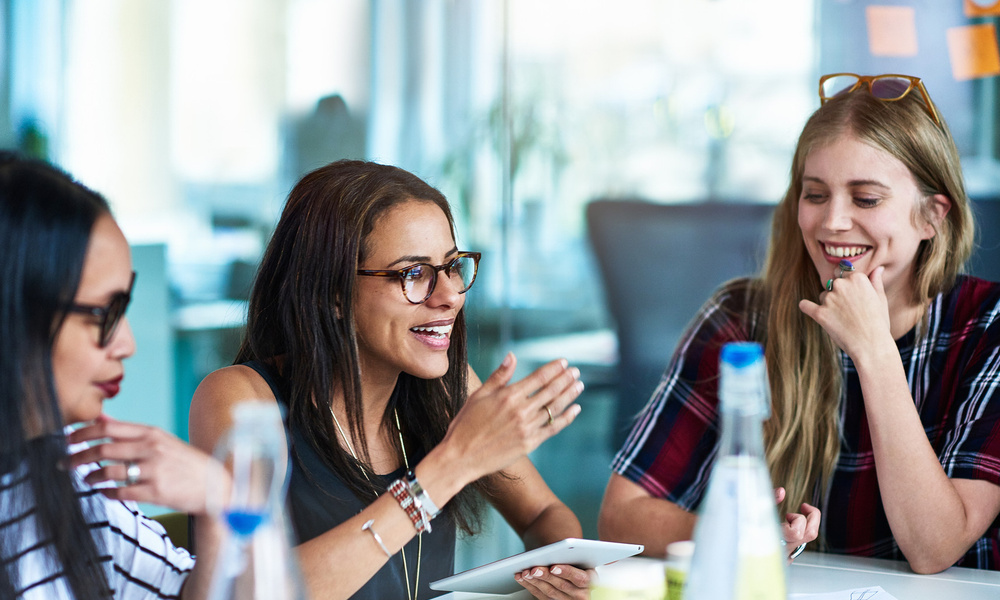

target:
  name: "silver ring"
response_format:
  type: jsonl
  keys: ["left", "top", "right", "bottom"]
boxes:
{"left": 543, "top": 405, "right": 554, "bottom": 427}
{"left": 125, "top": 461, "right": 141, "bottom": 486}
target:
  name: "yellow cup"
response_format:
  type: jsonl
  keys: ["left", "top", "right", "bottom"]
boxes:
{"left": 590, "top": 559, "right": 667, "bottom": 600}
{"left": 664, "top": 540, "right": 694, "bottom": 600}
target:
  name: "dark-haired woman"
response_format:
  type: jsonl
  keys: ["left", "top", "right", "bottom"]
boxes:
{"left": 189, "top": 160, "right": 589, "bottom": 600}
{"left": 0, "top": 153, "right": 226, "bottom": 599}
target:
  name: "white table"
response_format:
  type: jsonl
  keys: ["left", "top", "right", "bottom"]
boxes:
{"left": 437, "top": 552, "right": 1000, "bottom": 599}
{"left": 789, "top": 552, "right": 1000, "bottom": 599}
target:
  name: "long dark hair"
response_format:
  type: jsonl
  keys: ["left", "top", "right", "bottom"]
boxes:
{"left": 236, "top": 159, "right": 488, "bottom": 534}
{"left": 0, "top": 152, "right": 113, "bottom": 598}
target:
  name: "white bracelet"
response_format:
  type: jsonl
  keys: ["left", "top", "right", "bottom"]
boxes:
{"left": 405, "top": 469, "right": 441, "bottom": 519}
{"left": 362, "top": 519, "right": 392, "bottom": 558}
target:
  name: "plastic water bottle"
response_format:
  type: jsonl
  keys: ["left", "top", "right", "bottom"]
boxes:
{"left": 206, "top": 402, "right": 309, "bottom": 600}
{"left": 684, "top": 342, "right": 786, "bottom": 600}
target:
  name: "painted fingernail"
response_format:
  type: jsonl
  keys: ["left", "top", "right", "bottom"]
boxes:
{"left": 570, "top": 367, "right": 581, "bottom": 379}
{"left": 575, "top": 381, "right": 585, "bottom": 393}
{"left": 533, "top": 569, "right": 543, "bottom": 578}
{"left": 552, "top": 567, "right": 562, "bottom": 575}
{"left": 826, "top": 278, "right": 833, "bottom": 291}
{"left": 559, "top": 358, "right": 568, "bottom": 368}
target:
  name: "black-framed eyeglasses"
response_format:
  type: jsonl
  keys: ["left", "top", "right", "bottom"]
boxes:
{"left": 819, "top": 72, "right": 941, "bottom": 127}
{"left": 66, "top": 272, "right": 136, "bottom": 347}
{"left": 357, "top": 252, "right": 480, "bottom": 305}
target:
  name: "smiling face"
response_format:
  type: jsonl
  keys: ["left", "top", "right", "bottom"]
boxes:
{"left": 353, "top": 199, "right": 465, "bottom": 384}
{"left": 797, "top": 133, "right": 948, "bottom": 308}
{"left": 51, "top": 213, "right": 136, "bottom": 425}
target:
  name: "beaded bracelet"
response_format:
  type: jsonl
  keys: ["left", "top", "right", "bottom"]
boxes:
{"left": 389, "top": 478, "right": 432, "bottom": 534}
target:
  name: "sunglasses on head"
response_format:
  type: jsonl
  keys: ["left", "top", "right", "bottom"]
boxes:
{"left": 818, "top": 73, "right": 941, "bottom": 127}
{"left": 66, "top": 272, "right": 136, "bottom": 347}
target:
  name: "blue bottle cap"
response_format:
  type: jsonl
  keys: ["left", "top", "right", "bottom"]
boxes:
{"left": 720, "top": 342, "right": 763, "bottom": 368}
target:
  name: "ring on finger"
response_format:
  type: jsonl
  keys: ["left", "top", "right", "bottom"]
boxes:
{"left": 543, "top": 405, "right": 554, "bottom": 427}
{"left": 125, "top": 461, "right": 141, "bottom": 486}
{"left": 835, "top": 258, "right": 855, "bottom": 279}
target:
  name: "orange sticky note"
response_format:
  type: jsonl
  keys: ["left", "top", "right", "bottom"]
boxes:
{"left": 865, "top": 6, "right": 918, "bottom": 57}
{"left": 965, "top": 0, "right": 1000, "bottom": 18}
{"left": 946, "top": 24, "right": 1000, "bottom": 81}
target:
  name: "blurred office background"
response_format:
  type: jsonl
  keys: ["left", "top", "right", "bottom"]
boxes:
{"left": 2, "top": 0, "right": 998, "bottom": 566}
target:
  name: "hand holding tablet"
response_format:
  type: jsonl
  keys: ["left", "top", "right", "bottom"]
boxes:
{"left": 430, "top": 538, "right": 644, "bottom": 595}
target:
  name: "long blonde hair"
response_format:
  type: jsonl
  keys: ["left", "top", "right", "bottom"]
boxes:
{"left": 757, "top": 84, "right": 974, "bottom": 517}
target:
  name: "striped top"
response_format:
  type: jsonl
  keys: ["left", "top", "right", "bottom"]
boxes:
{"left": 612, "top": 275, "right": 1000, "bottom": 569}
{"left": 0, "top": 461, "right": 195, "bottom": 598}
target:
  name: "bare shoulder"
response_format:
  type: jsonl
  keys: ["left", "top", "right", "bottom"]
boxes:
{"left": 189, "top": 364, "right": 276, "bottom": 452}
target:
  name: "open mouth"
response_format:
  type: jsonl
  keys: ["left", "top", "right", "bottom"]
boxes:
{"left": 823, "top": 243, "right": 870, "bottom": 258}
{"left": 410, "top": 324, "right": 453, "bottom": 339}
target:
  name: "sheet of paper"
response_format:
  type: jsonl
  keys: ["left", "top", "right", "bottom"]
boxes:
{"left": 790, "top": 586, "right": 899, "bottom": 600}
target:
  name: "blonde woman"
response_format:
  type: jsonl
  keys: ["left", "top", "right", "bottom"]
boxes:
{"left": 600, "top": 73, "right": 1000, "bottom": 573}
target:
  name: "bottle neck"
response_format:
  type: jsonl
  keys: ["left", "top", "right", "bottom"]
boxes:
{"left": 717, "top": 407, "right": 766, "bottom": 459}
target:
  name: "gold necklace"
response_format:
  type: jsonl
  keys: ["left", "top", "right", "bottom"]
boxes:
{"left": 331, "top": 407, "right": 422, "bottom": 600}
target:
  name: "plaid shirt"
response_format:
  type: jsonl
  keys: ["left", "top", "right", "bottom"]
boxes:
{"left": 612, "top": 275, "right": 1000, "bottom": 569}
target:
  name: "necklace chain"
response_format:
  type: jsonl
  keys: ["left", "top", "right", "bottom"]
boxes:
{"left": 331, "top": 406, "right": 421, "bottom": 600}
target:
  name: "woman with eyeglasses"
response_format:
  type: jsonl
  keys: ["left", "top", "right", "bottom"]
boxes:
{"left": 0, "top": 152, "right": 228, "bottom": 599}
{"left": 189, "top": 159, "right": 590, "bottom": 599}
{"left": 600, "top": 73, "right": 1000, "bottom": 572}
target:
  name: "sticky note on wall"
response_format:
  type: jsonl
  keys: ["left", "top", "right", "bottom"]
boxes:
{"left": 965, "top": 0, "right": 1000, "bottom": 18}
{"left": 946, "top": 24, "right": 1000, "bottom": 81}
{"left": 866, "top": 6, "right": 918, "bottom": 57}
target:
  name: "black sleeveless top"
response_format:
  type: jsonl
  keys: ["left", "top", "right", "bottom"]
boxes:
{"left": 244, "top": 361, "right": 456, "bottom": 599}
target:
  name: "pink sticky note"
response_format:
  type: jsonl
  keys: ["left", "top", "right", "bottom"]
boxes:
{"left": 866, "top": 6, "right": 918, "bottom": 57}
{"left": 946, "top": 24, "right": 1000, "bottom": 81}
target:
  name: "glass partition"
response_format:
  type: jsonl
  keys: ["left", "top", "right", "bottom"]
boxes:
{"left": 3, "top": 0, "right": 998, "bottom": 563}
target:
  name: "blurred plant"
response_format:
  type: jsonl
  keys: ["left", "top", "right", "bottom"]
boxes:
{"left": 17, "top": 118, "right": 49, "bottom": 160}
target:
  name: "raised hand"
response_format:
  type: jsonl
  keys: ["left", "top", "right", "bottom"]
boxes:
{"left": 441, "top": 353, "right": 583, "bottom": 483}
{"left": 799, "top": 265, "right": 894, "bottom": 360}
{"left": 66, "top": 414, "right": 229, "bottom": 516}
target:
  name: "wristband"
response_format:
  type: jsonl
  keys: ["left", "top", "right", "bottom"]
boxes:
{"left": 389, "top": 478, "right": 432, "bottom": 534}
{"left": 405, "top": 469, "right": 441, "bottom": 519}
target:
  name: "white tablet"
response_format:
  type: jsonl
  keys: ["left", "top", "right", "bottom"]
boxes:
{"left": 429, "top": 538, "right": 644, "bottom": 595}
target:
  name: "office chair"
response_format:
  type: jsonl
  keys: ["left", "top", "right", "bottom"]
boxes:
{"left": 586, "top": 199, "right": 774, "bottom": 449}
{"left": 969, "top": 196, "right": 1000, "bottom": 283}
